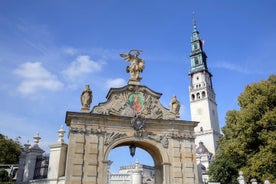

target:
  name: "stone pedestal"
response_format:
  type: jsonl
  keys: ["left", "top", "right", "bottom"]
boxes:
{"left": 16, "top": 152, "right": 27, "bottom": 183}
{"left": 23, "top": 145, "right": 44, "bottom": 182}
{"left": 128, "top": 79, "right": 141, "bottom": 85}
{"left": 47, "top": 143, "right": 68, "bottom": 182}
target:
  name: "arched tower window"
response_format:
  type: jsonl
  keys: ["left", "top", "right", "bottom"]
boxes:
{"left": 191, "top": 94, "right": 195, "bottom": 101}
{"left": 195, "top": 57, "right": 199, "bottom": 65}
{"left": 194, "top": 43, "right": 198, "bottom": 49}
{"left": 202, "top": 91, "right": 206, "bottom": 98}
{"left": 196, "top": 93, "right": 200, "bottom": 99}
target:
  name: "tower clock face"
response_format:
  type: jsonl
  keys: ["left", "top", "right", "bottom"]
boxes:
{"left": 197, "top": 108, "right": 202, "bottom": 115}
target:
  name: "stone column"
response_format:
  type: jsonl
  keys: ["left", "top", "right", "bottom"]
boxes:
{"left": 132, "top": 161, "right": 142, "bottom": 184}
{"left": 47, "top": 126, "right": 68, "bottom": 183}
{"left": 162, "top": 162, "right": 170, "bottom": 184}
{"left": 102, "top": 160, "right": 113, "bottom": 184}
{"left": 16, "top": 140, "right": 31, "bottom": 183}
{"left": 16, "top": 151, "right": 26, "bottom": 183}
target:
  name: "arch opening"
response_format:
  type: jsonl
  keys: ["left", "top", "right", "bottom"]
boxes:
{"left": 105, "top": 140, "right": 164, "bottom": 184}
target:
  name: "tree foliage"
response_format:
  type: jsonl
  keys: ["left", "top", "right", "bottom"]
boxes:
{"left": 209, "top": 75, "right": 276, "bottom": 183}
{"left": 0, "top": 133, "right": 22, "bottom": 164}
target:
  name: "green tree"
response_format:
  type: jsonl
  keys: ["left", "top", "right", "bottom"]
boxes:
{"left": 209, "top": 75, "right": 276, "bottom": 183}
{"left": 0, "top": 133, "right": 22, "bottom": 164}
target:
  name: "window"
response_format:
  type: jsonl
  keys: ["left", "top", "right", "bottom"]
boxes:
{"left": 197, "top": 93, "right": 200, "bottom": 99}
{"left": 202, "top": 91, "right": 206, "bottom": 98}
{"left": 195, "top": 57, "right": 199, "bottom": 65}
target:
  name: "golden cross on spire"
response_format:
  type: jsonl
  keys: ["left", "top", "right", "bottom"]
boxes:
{"left": 192, "top": 11, "right": 197, "bottom": 28}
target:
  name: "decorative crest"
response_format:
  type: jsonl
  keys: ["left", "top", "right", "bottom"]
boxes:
{"left": 131, "top": 115, "right": 146, "bottom": 131}
{"left": 120, "top": 50, "right": 145, "bottom": 85}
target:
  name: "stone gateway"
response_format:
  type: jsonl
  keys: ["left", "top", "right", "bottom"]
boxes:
{"left": 64, "top": 51, "right": 199, "bottom": 184}
{"left": 65, "top": 88, "right": 198, "bottom": 184}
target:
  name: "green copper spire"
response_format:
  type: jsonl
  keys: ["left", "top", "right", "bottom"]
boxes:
{"left": 192, "top": 12, "right": 198, "bottom": 36}
{"left": 189, "top": 16, "right": 209, "bottom": 75}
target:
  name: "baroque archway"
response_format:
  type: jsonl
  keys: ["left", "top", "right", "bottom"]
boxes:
{"left": 64, "top": 51, "right": 199, "bottom": 184}
{"left": 65, "top": 85, "right": 198, "bottom": 184}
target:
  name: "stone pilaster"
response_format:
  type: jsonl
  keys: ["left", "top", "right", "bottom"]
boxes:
{"left": 23, "top": 146, "right": 44, "bottom": 182}
{"left": 23, "top": 133, "right": 44, "bottom": 182}
{"left": 16, "top": 151, "right": 27, "bottom": 183}
{"left": 48, "top": 143, "right": 68, "bottom": 182}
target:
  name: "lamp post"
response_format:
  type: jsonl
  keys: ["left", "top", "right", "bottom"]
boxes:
{"left": 129, "top": 144, "right": 136, "bottom": 157}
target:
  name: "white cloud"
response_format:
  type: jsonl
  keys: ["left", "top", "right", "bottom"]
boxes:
{"left": 63, "top": 47, "right": 78, "bottom": 55}
{"left": 105, "top": 78, "right": 127, "bottom": 89}
{"left": 62, "top": 55, "right": 102, "bottom": 80}
{"left": 211, "top": 61, "right": 265, "bottom": 74}
{"left": 13, "top": 62, "right": 64, "bottom": 95}
{"left": 211, "top": 62, "right": 249, "bottom": 74}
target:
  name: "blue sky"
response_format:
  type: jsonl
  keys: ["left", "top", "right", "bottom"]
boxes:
{"left": 0, "top": 1, "right": 275, "bottom": 172}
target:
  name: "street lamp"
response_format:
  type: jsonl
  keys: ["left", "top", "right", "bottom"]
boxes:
{"left": 129, "top": 144, "right": 136, "bottom": 157}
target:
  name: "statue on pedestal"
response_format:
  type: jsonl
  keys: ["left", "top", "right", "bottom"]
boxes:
{"left": 170, "top": 96, "right": 180, "bottom": 116}
{"left": 81, "top": 85, "right": 92, "bottom": 112}
{"left": 237, "top": 171, "right": 246, "bottom": 184}
{"left": 120, "top": 50, "right": 145, "bottom": 85}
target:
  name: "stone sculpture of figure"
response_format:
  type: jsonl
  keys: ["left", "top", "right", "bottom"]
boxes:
{"left": 120, "top": 50, "right": 145, "bottom": 83}
{"left": 81, "top": 84, "right": 92, "bottom": 112}
{"left": 237, "top": 171, "right": 246, "bottom": 184}
{"left": 169, "top": 96, "right": 180, "bottom": 115}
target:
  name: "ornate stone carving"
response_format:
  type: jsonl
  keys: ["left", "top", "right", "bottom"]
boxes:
{"left": 104, "top": 132, "right": 126, "bottom": 145}
{"left": 160, "top": 134, "right": 169, "bottom": 148}
{"left": 120, "top": 50, "right": 145, "bottom": 85}
{"left": 134, "top": 129, "right": 144, "bottom": 137}
{"left": 92, "top": 85, "right": 177, "bottom": 120}
{"left": 148, "top": 133, "right": 169, "bottom": 148}
{"left": 130, "top": 115, "right": 146, "bottom": 137}
{"left": 70, "top": 127, "right": 86, "bottom": 134}
{"left": 131, "top": 115, "right": 146, "bottom": 131}
{"left": 170, "top": 132, "right": 195, "bottom": 140}
{"left": 70, "top": 127, "right": 106, "bottom": 135}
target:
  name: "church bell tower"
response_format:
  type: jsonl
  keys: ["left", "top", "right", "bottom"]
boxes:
{"left": 188, "top": 18, "right": 220, "bottom": 155}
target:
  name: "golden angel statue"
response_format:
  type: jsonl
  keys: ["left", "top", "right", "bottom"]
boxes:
{"left": 120, "top": 50, "right": 145, "bottom": 83}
